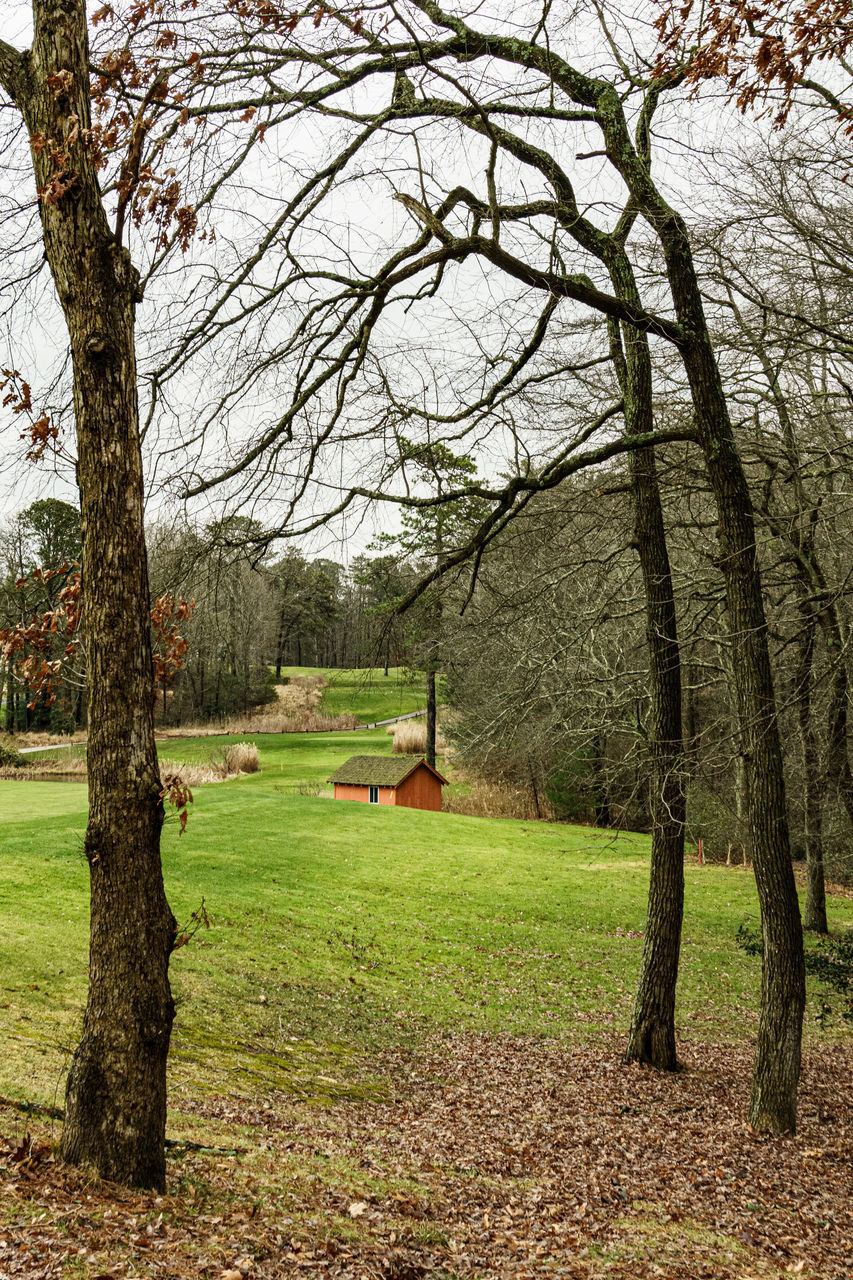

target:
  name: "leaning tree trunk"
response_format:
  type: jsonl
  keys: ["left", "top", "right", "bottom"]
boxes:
{"left": 590, "top": 81, "right": 805, "bottom": 1132}
{"left": 624, "top": 442, "right": 684, "bottom": 1070}
{"left": 656, "top": 228, "right": 804, "bottom": 1131}
{"left": 606, "top": 297, "right": 685, "bottom": 1072}
{"left": 1, "top": 2, "right": 176, "bottom": 1189}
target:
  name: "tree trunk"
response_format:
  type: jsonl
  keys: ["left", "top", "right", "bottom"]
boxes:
{"left": 590, "top": 80, "right": 805, "bottom": 1131}
{"left": 734, "top": 751, "right": 752, "bottom": 865}
{"left": 606, "top": 300, "right": 685, "bottom": 1073}
{"left": 591, "top": 734, "right": 610, "bottom": 827}
{"left": 1, "top": 665, "right": 9, "bottom": 734}
{"left": 794, "top": 597, "right": 828, "bottom": 933}
{"left": 426, "top": 668, "right": 437, "bottom": 768}
{"left": 754, "top": 357, "right": 829, "bottom": 934}
{"left": 657, "top": 227, "right": 804, "bottom": 1131}
{"left": 3, "top": 1, "right": 176, "bottom": 1189}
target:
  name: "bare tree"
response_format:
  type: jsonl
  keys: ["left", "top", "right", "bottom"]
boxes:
{"left": 163, "top": 0, "right": 802, "bottom": 1132}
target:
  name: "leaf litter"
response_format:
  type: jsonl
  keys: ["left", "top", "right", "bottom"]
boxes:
{"left": 0, "top": 1034, "right": 851, "bottom": 1279}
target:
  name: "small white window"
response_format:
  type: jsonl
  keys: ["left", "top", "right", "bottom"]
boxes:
{"left": 368, "top": 785, "right": 379, "bottom": 804}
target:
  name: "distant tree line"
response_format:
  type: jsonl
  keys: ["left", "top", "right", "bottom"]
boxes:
{"left": 0, "top": 503, "right": 442, "bottom": 729}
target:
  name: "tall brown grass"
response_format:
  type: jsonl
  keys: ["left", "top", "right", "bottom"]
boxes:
{"left": 0, "top": 749, "right": 89, "bottom": 780}
{"left": 386, "top": 718, "right": 448, "bottom": 754}
{"left": 158, "top": 676, "right": 359, "bottom": 736}
{"left": 223, "top": 710, "right": 360, "bottom": 734}
{"left": 442, "top": 779, "right": 555, "bottom": 821}
{"left": 159, "top": 741, "right": 260, "bottom": 784}
{"left": 1, "top": 741, "right": 261, "bottom": 785}
{"left": 223, "top": 742, "right": 260, "bottom": 774}
{"left": 0, "top": 731, "right": 87, "bottom": 750}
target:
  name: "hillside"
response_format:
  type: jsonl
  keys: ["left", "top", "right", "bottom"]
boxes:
{"left": 1, "top": 721, "right": 852, "bottom": 1277}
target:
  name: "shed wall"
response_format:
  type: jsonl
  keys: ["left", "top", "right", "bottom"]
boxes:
{"left": 333, "top": 783, "right": 395, "bottom": 805}
{"left": 395, "top": 766, "right": 442, "bottom": 812}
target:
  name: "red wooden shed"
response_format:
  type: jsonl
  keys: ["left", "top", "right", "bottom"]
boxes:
{"left": 328, "top": 754, "right": 448, "bottom": 812}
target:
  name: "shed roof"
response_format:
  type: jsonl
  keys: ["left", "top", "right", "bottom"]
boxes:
{"left": 328, "top": 754, "right": 448, "bottom": 787}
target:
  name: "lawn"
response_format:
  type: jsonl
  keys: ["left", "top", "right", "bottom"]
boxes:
{"left": 2, "top": 728, "right": 852, "bottom": 1111}
{"left": 280, "top": 665, "right": 427, "bottom": 723}
{"left": 3, "top": 728, "right": 853, "bottom": 1280}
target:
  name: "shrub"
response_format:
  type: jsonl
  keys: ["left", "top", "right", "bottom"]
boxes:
{"left": 442, "top": 778, "right": 555, "bottom": 821}
{"left": 737, "top": 921, "right": 853, "bottom": 1020}
{"left": 0, "top": 743, "right": 25, "bottom": 769}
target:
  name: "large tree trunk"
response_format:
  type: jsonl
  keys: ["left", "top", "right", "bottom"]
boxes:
{"left": 4, "top": 1, "right": 176, "bottom": 1189}
{"left": 658, "top": 235, "right": 804, "bottom": 1131}
{"left": 590, "top": 81, "right": 805, "bottom": 1132}
{"left": 606, "top": 299, "right": 685, "bottom": 1072}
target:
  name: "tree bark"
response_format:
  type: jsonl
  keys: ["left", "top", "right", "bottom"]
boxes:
{"left": 606, "top": 292, "right": 685, "bottom": 1073}
{"left": 426, "top": 667, "right": 437, "bottom": 768}
{"left": 566, "top": 72, "right": 807, "bottom": 1132}
{"left": 650, "top": 230, "right": 804, "bottom": 1130}
{"left": 591, "top": 734, "right": 611, "bottom": 827}
{"left": 794, "top": 595, "right": 828, "bottom": 933}
{"left": 2, "top": 2, "right": 176, "bottom": 1189}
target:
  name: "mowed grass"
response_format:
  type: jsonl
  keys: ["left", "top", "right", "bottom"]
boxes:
{"left": 280, "top": 665, "right": 427, "bottom": 723}
{"left": 1, "top": 728, "right": 852, "bottom": 1112}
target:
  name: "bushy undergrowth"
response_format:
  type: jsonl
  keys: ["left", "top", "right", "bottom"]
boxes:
{"left": 443, "top": 777, "right": 556, "bottom": 821}
{"left": 737, "top": 921, "right": 853, "bottom": 1020}
{"left": 0, "top": 743, "right": 25, "bottom": 770}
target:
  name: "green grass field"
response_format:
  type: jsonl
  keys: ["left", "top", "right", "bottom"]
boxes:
{"left": 281, "top": 665, "right": 427, "bottom": 723}
{"left": 2, "top": 726, "right": 852, "bottom": 1113}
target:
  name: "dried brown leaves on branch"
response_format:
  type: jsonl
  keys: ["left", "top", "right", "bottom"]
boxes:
{"left": 0, "top": 369, "right": 60, "bottom": 461}
{"left": 151, "top": 592, "right": 195, "bottom": 688}
{"left": 655, "top": 0, "right": 853, "bottom": 126}
{"left": 25, "top": 0, "right": 332, "bottom": 251}
{"left": 0, "top": 567, "right": 82, "bottom": 707}
{"left": 1, "top": 1034, "right": 851, "bottom": 1278}
{"left": 0, "top": 578, "right": 193, "bottom": 710}
{"left": 159, "top": 771, "right": 193, "bottom": 835}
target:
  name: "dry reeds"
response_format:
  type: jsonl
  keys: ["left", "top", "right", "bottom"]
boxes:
{"left": 0, "top": 766, "right": 71, "bottom": 780}
{"left": 223, "top": 741, "right": 260, "bottom": 774}
{"left": 0, "top": 732, "right": 86, "bottom": 751}
{"left": 157, "top": 758, "right": 224, "bottom": 786}
{"left": 0, "top": 749, "right": 88, "bottom": 779}
{"left": 442, "top": 779, "right": 555, "bottom": 822}
{"left": 1, "top": 741, "right": 262, "bottom": 786}
{"left": 387, "top": 717, "right": 448, "bottom": 754}
{"left": 158, "top": 741, "right": 259, "bottom": 785}
{"left": 223, "top": 710, "right": 360, "bottom": 734}
{"left": 274, "top": 675, "right": 325, "bottom": 714}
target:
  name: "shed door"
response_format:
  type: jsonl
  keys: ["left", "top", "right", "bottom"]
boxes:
{"left": 368, "top": 785, "right": 379, "bottom": 804}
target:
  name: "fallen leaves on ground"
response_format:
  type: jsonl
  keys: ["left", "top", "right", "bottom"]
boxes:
{"left": 1, "top": 1035, "right": 851, "bottom": 1278}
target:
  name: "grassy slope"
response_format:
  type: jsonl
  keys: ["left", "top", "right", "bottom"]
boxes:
{"left": 280, "top": 665, "right": 426, "bottom": 723}
{"left": 2, "top": 727, "right": 852, "bottom": 1110}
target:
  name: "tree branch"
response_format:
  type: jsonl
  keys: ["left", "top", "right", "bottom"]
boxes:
{"left": 0, "top": 38, "right": 28, "bottom": 105}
